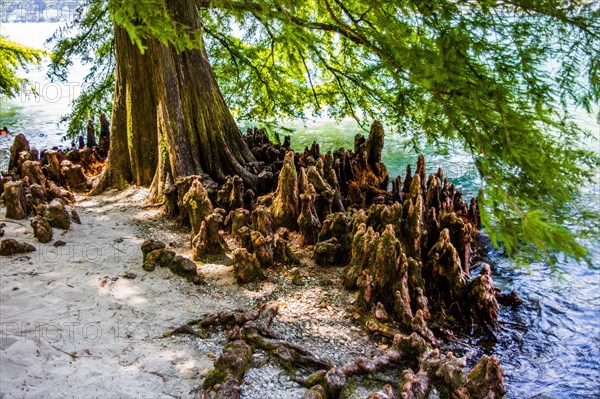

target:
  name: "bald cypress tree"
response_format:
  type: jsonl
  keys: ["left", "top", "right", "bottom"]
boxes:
{"left": 50, "top": 0, "right": 599, "bottom": 262}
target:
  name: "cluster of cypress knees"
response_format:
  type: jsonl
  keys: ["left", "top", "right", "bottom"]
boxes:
{"left": 0, "top": 121, "right": 515, "bottom": 398}
{"left": 144, "top": 121, "right": 516, "bottom": 398}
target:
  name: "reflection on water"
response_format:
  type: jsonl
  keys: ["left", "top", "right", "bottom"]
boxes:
{"left": 1, "top": 22, "right": 599, "bottom": 399}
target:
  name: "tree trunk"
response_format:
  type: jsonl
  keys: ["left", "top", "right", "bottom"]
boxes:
{"left": 95, "top": 0, "right": 257, "bottom": 198}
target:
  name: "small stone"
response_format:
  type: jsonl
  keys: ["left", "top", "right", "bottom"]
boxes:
{"left": 142, "top": 248, "right": 175, "bottom": 271}
{"left": 53, "top": 240, "right": 67, "bottom": 247}
{"left": 170, "top": 255, "right": 202, "bottom": 284}
{"left": 141, "top": 239, "right": 166, "bottom": 262}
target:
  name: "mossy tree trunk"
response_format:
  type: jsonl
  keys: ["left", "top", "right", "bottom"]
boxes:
{"left": 95, "top": 0, "right": 257, "bottom": 197}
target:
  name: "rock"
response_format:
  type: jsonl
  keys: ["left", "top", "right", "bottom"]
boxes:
{"left": 271, "top": 151, "right": 299, "bottom": 228}
{"left": 141, "top": 239, "right": 166, "bottom": 262}
{"left": 31, "top": 216, "right": 52, "bottom": 243}
{"left": 142, "top": 248, "right": 175, "bottom": 271}
{"left": 182, "top": 178, "right": 214, "bottom": 238}
{"left": 0, "top": 238, "right": 35, "bottom": 256}
{"left": 53, "top": 240, "right": 66, "bottom": 247}
{"left": 232, "top": 248, "right": 265, "bottom": 284}
{"left": 170, "top": 255, "right": 202, "bottom": 284}
{"left": 3, "top": 181, "right": 29, "bottom": 219}
{"left": 44, "top": 199, "right": 71, "bottom": 230}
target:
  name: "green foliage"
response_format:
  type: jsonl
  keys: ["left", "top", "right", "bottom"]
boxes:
{"left": 0, "top": 36, "right": 45, "bottom": 97}
{"left": 50, "top": 0, "right": 599, "bottom": 264}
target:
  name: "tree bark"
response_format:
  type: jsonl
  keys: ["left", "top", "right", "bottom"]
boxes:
{"left": 95, "top": 0, "right": 257, "bottom": 198}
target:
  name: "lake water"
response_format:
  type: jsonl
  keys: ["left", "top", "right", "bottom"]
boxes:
{"left": 1, "top": 22, "right": 599, "bottom": 399}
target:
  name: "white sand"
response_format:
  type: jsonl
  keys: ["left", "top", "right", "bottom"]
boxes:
{"left": 0, "top": 188, "right": 243, "bottom": 399}
{"left": 0, "top": 187, "right": 377, "bottom": 399}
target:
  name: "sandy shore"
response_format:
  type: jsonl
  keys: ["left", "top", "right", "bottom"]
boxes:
{"left": 0, "top": 188, "right": 242, "bottom": 398}
{"left": 1, "top": 188, "right": 377, "bottom": 399}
